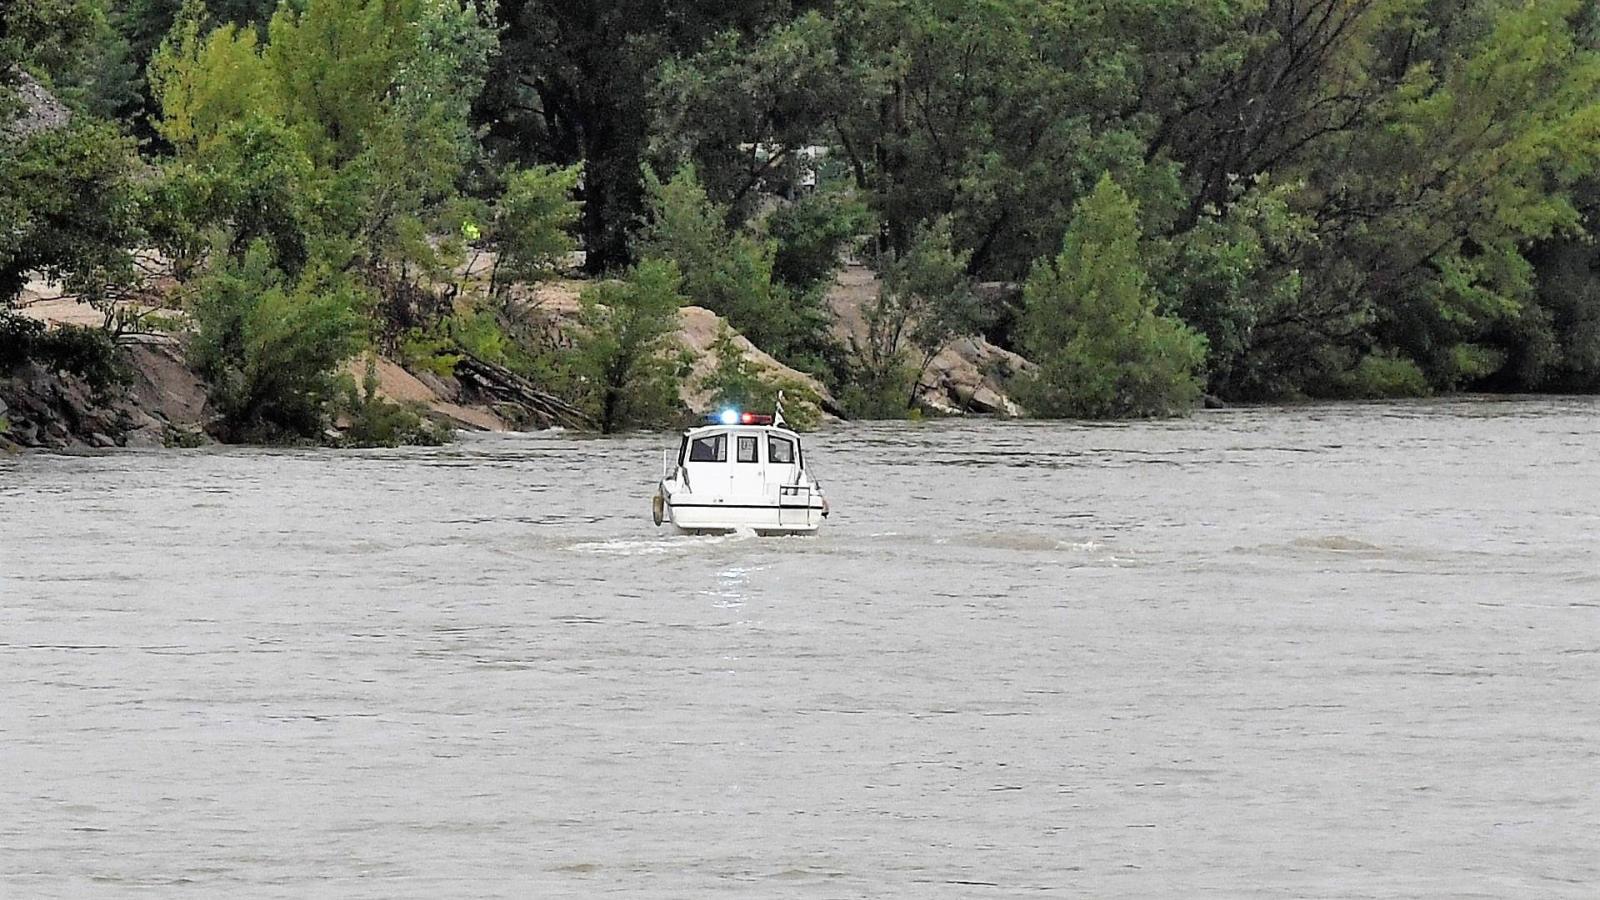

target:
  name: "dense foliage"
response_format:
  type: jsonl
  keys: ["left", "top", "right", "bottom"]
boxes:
{"left": 570, "top": 259, "right": 687, "bottom": 434}
{"left": 6, "top": 0, "right": 1600, "bottom": 436}
{"left": 1018, "top": 175, "right": 1208, "bottom": 418}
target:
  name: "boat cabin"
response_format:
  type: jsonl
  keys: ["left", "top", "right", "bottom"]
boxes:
{"left": 676, "top": 424, "right": 805, "bottom": 501}
{"left": 653, "top": 410, "right": 829, "bottom": 535}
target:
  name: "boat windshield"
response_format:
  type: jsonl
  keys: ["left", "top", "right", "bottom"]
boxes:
{"left": 686, "top": 433, "right": 727, "bottom": 463}
{"left": 767, "top": 434, "right": 796, "bottom": 465}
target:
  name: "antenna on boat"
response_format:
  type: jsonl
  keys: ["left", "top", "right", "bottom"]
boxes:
{"left": 773, "top": 391, "right": 787, "bottom": 429}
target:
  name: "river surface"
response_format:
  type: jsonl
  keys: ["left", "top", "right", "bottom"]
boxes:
{"left": 2, "top": 398, "right": 1598, "bottom": 898}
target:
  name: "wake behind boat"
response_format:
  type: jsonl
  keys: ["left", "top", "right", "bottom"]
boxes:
{"left": 652, "top": 397, "right": 829, "bottom": 536}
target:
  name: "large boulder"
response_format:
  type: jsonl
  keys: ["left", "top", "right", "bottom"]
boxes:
{"left": 824, "top": 263, "right": 1031, "bottom": 416}
{"left": 518, "top": 280, "right": 837, "bottom": 418}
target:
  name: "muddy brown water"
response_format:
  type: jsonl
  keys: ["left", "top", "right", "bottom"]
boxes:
{"left": 2, "top": 398, "right": 1598, "bottom": 897}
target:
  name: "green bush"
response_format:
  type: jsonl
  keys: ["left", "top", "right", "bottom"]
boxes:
{"left": 0, "top": 312, "right": 48, "bottom": 370}
{"left": 698, "top": 325, "right": 820, "bottom": 430}
{"left": 1016, "top": 174, "right": 1208, "bottom": 419}
{"left": 398, "top": 325, "right": 463, "bottom": 378}
{"left": 766, "top": 190, "right": 868, "bottom": 294}
{"left": 571, "top": 259, "right": 687, "bottom": 433}
{"left": 335, "top": 359, "right": 453, "bottom": 447}
{"left": 1337, "top": 353, "right": 1431, "bottom": 399}
{"left": 188, "top": 242, "right": 366, "bottom": 443}
{"left": 838, "top": 361, "right": 918, "bottom": 420}
{"left": 0, "top": 311, "right": 125, "bottom": 394}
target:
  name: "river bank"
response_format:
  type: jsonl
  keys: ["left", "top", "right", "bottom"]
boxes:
{"left": 3, "top": 262, "right": 1029, "bottom": 452}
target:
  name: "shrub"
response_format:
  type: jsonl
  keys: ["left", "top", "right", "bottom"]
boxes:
{"left": 847, "top": 219, "right": 983, "bottom": 414}
{"left": 447, "top": 302, "right": 512, "bottom": 365}
{"left": 838, "top": 364, "right": 919, "bottom": 420}
{"left": 0, "top": 311, "right": 125, "bottom": 394}
{"left": 1016, "top": 174, "right": 1207, "bottom": 419}
{"left": 767, "top": 190, "right": 868, "bottom": 294}
{"left": 1337, "top": 353, "right": 1431, "bottom": 399}
{"left": 335, "top": 359, "right": 453, "bottom": 447}
{"left": 398, "top": 325, "right": 463, "bottom": 378}
{"left": 698, "top": 325, "right": 820, "bottom": 430}
{"left": 570, "top": 259, "right": 686, "bottom": 433}
{"left": 188, "top": 242, "right": 366, "bottom": 442}
{"left": 0, "top": 312, "right": 48, "bottom": 370}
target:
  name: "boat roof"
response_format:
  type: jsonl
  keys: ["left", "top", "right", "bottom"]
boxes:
{"left": 682, "top": 422, "right": 800, "bottom": 438}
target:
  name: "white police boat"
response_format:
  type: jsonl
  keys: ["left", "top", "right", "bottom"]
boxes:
{"left": 652, "top": 397, "right": 829, "bottom": 535}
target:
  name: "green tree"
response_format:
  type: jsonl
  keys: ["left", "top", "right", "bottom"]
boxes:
{"left": 637, "top": 165, "right": 830, "bottom": 371}
{"left": 2, "top": 1, "right": 143, "bottom": 307}
{"left": 650, "top": 11, "right": 855, "bottom": 220}
{"left": 571, "top": 259, "right": 686, "bottom": 433}
{"left": 150, "top": 0, "right": 496, "bottom": 278}
{"left": 487, "top": 164, "right": 584, "bottom": 292}
{"left": 1157, "top": 176, "right": 1314, "bottom": 399}
{"left": 481, "top": 0, "right": 801, "bottom": 271}
{"left": 187, "top": 242, "right": 366, "bottom": 442}
{"left": 0, "top": 119, "right": 140, "bottom": 305}
{"left": 1151, "top": 0, "right": 1600, "bottom": 397}
{"left": 1, "top": 0, "right": 100, "bottom": 81}
{"left": 146, "top": 0, "right": 500, "bottom": 443}
{"left": 654, "top": 0, "right": 1235, "bottom": 278}
{"left": 1017, "top": 175, "right": 1207, "bottom": 418}
{"left": 846, "top": 219, "right": 983, "bottom": 412}
{"left": 148, "top": 4, "right": 281, "bottom": 153}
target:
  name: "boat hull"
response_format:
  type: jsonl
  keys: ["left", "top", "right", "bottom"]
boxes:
{"left": 664, "top": 499, "right": 826, "bottom": 536}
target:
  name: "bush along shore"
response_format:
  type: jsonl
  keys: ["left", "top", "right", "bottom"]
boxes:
{"left": 6, "top": 0, "right": 1600, "bottom": 450}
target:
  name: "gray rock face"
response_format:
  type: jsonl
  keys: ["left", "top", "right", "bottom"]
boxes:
{"left": 0, "top": 340, "right": 215, "bottom": 451}
{"left": 2, "top": 71, "right": 72, "bottom": 142}
{"left": 825, "top": 263, "right": 1032, "bottom": 416}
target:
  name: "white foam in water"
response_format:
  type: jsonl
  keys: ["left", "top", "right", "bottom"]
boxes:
{"left": 566, "top": 537, "right": 695, "bottom": 556}
{"left": 567, "top": 530, "right": 759, "bottom": 556}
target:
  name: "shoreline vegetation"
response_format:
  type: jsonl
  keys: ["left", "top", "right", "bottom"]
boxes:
{"left": 4, "top": 0, "right": 1600, "bottom": 451}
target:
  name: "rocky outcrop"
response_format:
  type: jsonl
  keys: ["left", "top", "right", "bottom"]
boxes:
{"left": 6, "top": 293, "right": 209, "bottom": 450}
{"left": 1, "top": 341, "right": 208, "bottom": 452}
{"left": 515, "top": 280, "right": 838, "bottom": 418}
{"left": 673, "top": 305, "right": 837, "bottom": 416}
{"left": 918, "top": 337, "right": 1032, "bottom": 416}
{"left": 2, "top": 71, "right": 71, "bottom": 143}
{"left": 825, "top": 263, "right": 1031, "bottom": 415}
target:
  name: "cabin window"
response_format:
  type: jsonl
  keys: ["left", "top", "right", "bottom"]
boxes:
{"left": 767, "top": 435, "right": 795, "bottom": 465}
{"left": 688, "top": 434, "right": 726, "bottom": 462}
{"left": 736, "top": 435, "right": 760, "bottom": 463}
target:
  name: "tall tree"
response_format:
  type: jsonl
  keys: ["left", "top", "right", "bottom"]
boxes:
{"left": 571, "top": 258, "right": 686, "bottom": 432}
{"left": 3, "top": 0, "right": 141, "bottom": 307}
{"left": 478, "top": 0, "right": 801, "bottom": 272}
{"left": 1017, "top": 174, "right": 1208, "bottom": 418}
{"left": 653, "top": 0, "right": 1247, "bottom": 279}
